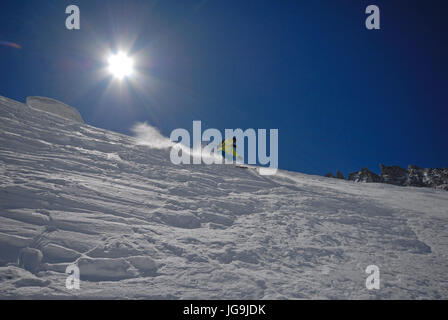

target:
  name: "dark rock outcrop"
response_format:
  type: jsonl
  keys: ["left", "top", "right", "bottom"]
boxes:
{"left": 407, "top": 165, "right": 426, "bottom": 187}
{"left": 380, "top": 164, "right": 409, "bottom": 186}
{"left": 407, "top": 165, "right": 448, "bottom": 190}
{"left": 336, "top": 170, "right": 345, "bottom": 180}
{"left": 348, "top": 167, "right": 382, "bottom": 183}
{"left": 346, "top": 164, "right": 448, "bottom": 191}
{"left": 325, "top": 171, "right": 345, "bottom": 179}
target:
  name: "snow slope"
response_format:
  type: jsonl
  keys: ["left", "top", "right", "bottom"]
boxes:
{"left": 0, "top": 94, "right": 447, "bottom": 299}
{"left": 26, "top": 96, "right": 84, "bottom": 123}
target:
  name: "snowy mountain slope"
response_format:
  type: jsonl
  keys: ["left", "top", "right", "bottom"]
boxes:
{"left": 0, "top": 95, "right": 447, "bottom": 299}
{"left": 26, "top": 96, "right": 84, "bottom": 123}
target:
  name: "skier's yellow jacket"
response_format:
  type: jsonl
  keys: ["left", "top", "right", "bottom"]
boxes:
{"left": 218, "top": 138, "right": 240, "bottom": 158}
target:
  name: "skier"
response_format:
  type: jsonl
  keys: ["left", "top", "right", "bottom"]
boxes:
{"left": 219, "top": 137, "right": 238, "bottom": 162}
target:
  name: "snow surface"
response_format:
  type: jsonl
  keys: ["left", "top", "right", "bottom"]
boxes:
{"left": 26, "top": 96, "right": 84, "bottom": 124}
{"left": 0, "top": 94, "right": 447, "bottom": 299}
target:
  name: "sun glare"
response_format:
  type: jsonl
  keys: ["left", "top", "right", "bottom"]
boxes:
{"left": 108, "top": 52, "right": 134, "bottom": 80}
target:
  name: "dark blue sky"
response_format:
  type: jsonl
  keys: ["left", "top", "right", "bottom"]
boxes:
{"left": 1, "top": 0, "right": 447, "bottom": 175}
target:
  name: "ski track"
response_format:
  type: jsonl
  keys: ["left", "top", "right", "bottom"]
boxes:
{"left": 0, "top": 95, "right": 447, "bottom": 299}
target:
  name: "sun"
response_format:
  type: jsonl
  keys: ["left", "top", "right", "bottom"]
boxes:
{"left": 108, "top": 52, "right": 134, "bottom": 80}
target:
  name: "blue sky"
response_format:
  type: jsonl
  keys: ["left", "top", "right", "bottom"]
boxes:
{"left": 1, "top": 0, "right": 447, "bottom": 176}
